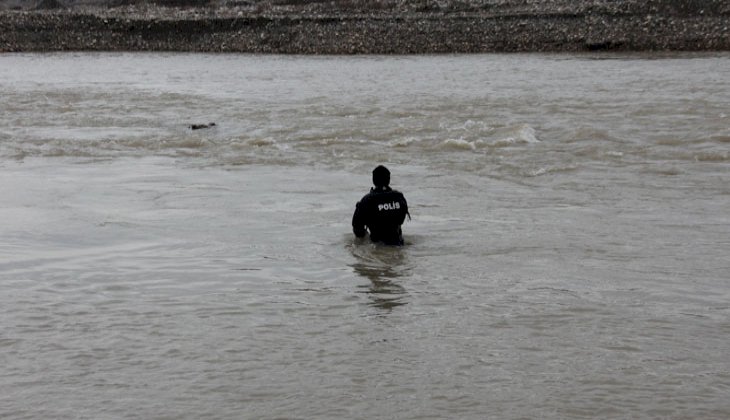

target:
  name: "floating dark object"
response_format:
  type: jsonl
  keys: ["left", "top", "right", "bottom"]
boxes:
{"left": 190, "top": 123, "right": 216, "bottom": 130}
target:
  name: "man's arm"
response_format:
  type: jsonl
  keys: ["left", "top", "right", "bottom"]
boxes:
{"left": 399, "top": 194, "right": 410, "bottom": 224}
{"left": 352, "top": 201, "right": 367, "bottom": 237}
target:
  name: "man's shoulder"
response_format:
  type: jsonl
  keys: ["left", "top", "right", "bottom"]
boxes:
{"left": 358, "top": 191, "right": 374, "bottom": 202}
{"left": 384, "top": 189, "right": 406, "bottom": 200}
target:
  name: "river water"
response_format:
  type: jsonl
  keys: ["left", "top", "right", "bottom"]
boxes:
{"left": 1, "top": 53, "right": 729, "bottom": 419}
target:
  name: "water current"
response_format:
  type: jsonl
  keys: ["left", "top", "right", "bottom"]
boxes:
{"left": 1, "top": 53, "right": 729, "bottom": 419}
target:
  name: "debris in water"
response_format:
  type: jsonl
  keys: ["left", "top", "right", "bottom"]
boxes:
{"left": 190, "top": 122, "right": 216, "bottom": 130}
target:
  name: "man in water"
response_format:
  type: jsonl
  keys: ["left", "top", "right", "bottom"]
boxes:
{"left": 352, "top": 165, "right": 410, "bottom": 245}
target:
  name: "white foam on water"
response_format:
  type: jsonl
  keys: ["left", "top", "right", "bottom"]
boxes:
{"left": 388, "top": 137, "right": 420, "bottom": 148}
{"left": 483, "top": 124, "right": 540, "bottom": 147}
{"left": 440, "top": 138, "right": 477, "bottom": 151}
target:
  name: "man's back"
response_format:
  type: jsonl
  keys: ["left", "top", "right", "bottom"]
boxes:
{"left": 352, "top": 186, "right": 408, "bottom": 245}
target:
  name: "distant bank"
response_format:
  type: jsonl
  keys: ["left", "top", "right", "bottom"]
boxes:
{"left": 1, "top": 0, "right": 729, "bottom": 53}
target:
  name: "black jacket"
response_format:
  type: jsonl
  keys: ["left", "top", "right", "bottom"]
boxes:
{"left": 352, "top": 186, "right": 409, "bottom": 245}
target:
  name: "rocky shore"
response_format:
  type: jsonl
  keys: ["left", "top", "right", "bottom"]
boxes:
{"left": 1, "top": 0, "right": 729, "bottom": 53}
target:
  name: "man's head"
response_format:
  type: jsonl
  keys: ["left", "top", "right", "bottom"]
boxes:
{"left": 372, "top": 165, "right": 390, "bottom": 187}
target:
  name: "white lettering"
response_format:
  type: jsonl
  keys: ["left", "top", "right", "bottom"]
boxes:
{"left": 378, "top": 202, "right": 401, "bottom": 211}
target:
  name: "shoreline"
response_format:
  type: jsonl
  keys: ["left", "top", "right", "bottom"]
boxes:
{"left": 2, "top": 1, "right": 729, "bottom": 53}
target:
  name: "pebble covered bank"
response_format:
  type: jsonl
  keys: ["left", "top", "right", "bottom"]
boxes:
{"left": 1, "top": 0, "right": 729, "bottom": 53}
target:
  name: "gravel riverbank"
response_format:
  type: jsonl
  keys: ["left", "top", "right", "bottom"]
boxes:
{"left": 1, "top": 0, "right": 729, "bottom": 53}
